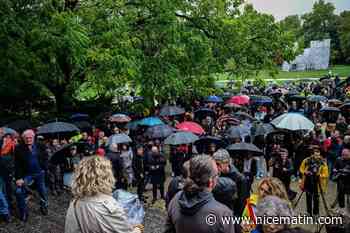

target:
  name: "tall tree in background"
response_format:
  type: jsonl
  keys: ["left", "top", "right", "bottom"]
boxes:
{"left": 302, "top": 0, "right": 342, "bottom": 64}
{"left": 337, "top": 11, "right": 350, "bottom": 64}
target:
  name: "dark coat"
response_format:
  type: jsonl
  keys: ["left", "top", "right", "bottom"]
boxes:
{"left": 106, "top": 151, "right": 122, "bottom": 181}
{"left": 148, "top": 153, "right": 166, "bottom": 184}
{"left": 333, "top": 158, "right": 350, "bottom": 194}
{"left": 212, "top": 177, "right": 237, "bottom": 210}
{"left": 14, "top": 143, "right": 49, "bottom": 180}
{"left": 132, "top": 154, "right": 146, "bottom": 180}
{"left": 165, "top": 191, "right": 236, "bottom": 233}
{"left": 272, "top": 158, "right": 293, "bottom": 187}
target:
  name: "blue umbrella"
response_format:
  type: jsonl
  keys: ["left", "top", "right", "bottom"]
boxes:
{"left": 138, "top": 117, "right": 164, "bottom": 126}
{"left": 205, "top": 95, "right": 223, "bottom": 103}
{"left": 164, "top": 132, "right": 199, "bottom": 145}
{"left": 250, "top": 95, "right": 273, "bottom": 105}
{"left": 108, "top": 134, "right": 132, "bottom": 145}
{"left": 3, "top": 127, "right": 17, "bottom": 136}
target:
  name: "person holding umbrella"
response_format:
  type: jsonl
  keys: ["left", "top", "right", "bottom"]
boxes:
{"left": 14, "top": 129, "right": 49, "bottom": 221}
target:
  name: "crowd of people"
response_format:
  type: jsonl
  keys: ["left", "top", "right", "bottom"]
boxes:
{"left": 0, "top": 75, "right": 350, "bottom": 233}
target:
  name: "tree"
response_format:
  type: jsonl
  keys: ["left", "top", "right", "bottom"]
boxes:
{"left": 1, "top": 0, "right": 295, "bottom": 111}
{"left": 338, "top": 11, "right": 350, "bottom": 64}
{"left": 302, "top": 0, "right": 341, "bottom": 63}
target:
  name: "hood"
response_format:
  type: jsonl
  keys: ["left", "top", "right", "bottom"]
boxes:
{"left": 178, "top": 191, "right": 213, "bottom": 216}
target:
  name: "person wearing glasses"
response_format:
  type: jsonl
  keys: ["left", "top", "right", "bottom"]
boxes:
{"left": 14, "top": 129, "right": 49, "bottom": 222}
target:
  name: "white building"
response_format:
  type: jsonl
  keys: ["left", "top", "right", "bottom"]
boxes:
{"left": 283, "top": 39, "right": 331, "bottom": 72}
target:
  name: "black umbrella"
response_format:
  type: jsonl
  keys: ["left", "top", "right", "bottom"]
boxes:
{"left": 50, "top": 142, "right": 89, "bottom": 165}
{"left": 226, "top": 142, "right": 263, "bottom": 155}
{"left": 251, "top": 123, "right": 275, "bottom": 137}
{"left": 5, "top": 120, "right": 32, "bottom": 133}
{"left": 159, "top": 106, "right": 185, "bottom": 116}
{"left": 194, "top": 108, "right": 216, "bottom": 120}
{"left": 194, "top": 136, "right": 226, "bottom": 148}
{"left": 37, "top": 122, "right": 79, "bottom": 134}
{"left": 164, "top": 131, "right": 199, "bottom": 145}
{"left": 340, "top": 103, "right": 350, "bottom": 110}
{"left": 287, "top": 95, "right": 306, "bottom": 102}
{"left": 73, "top": 121, "right": 92, "bottom": 132}
{"left": 144, "top": 125, "right": 174, "bottom": 139}
{"left": 320, "top": 107, "right": 341, "bottom": 113}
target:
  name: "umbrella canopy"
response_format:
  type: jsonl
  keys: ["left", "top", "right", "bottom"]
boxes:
{"left": 307, "top": 95, "right": 328, "bottom": 102}
{"left": 320, "top": 107, "right": 341, "bottom": 113}
{"left": 224, "top": 103, "right": 242, "bottom": 109}
{"left": 194, "top": 108, "right": 216, "bottom": 120}
{"left": 2, "top": 127, "right": 17, "bottom": 136}
{"left": 271, "top": 113, "right": 314, "bottom": 131}
{"left": 224, "top": 126, "right": 244, "bottom": 139}
{"left": 176, "top": 121, "right": 205, "bottom": 135}
{"left": 108, "top": 134, "right": 132, "bottom": 145}
{"left": 205, "top": 95, "right": 223, "bottom": 103}
{"left": 159, "top": 106, "right": 185, "bottom": 116}
{"left": 233, "top": 112, "right": 255, "bottom": 121}
{"left": 138, "top": 117, "right": 164, "bottom": 126}
{"left": 37, "top": 122, "right": 80, "bottom": 134}
{"left": 109, "top": 114, "right": 132, "bottom": 123}
{"left": 5, "top": 120, "right": 32, "bottom": 133}
{"left": 226, "top": 142, "right": 263, "bottom": 154}
{"left": 144, "top": 125, "right": 174, "bottom": 139}
{"left": 194, "top": 136, "right": 226, "bottom": 148}
{"left": 250, "top": 95, "right": 273, "bottom": 105}
{"left": 73, "top": 121, "right": 92, "bottom": 132}
{"left": 70, "top": 113, "right": 89, "bottom": 121}
{"left": 126, "top": 120, "right": 141, "bottom": 130}
{"left": 216, "top": 114, "right": 240, "bottom": 130}
{"left": 328, "top": 99, "right": 343, "bottom": 106}
{"left": 251, "top": 123, "right": 275, "bottom": 137}
{"left": 226, "top": 95, "right": 250, "bottom": 105}
{"left": 340, "top": 103, "right": 350, "bottom": 110}
{"left": 164, "top": 131, "right": 199, "bottom": 145}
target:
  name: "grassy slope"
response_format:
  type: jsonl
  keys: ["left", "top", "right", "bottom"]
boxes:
{"left": 216, "top": 65, "right": 350, "bottom": 81}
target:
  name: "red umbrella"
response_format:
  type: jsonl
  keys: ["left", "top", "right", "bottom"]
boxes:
{"left": 176, "top": 121, "right": 205, "bottom": 135}
{"left": 226, "top": 95, "right": 250, "bottom": 105}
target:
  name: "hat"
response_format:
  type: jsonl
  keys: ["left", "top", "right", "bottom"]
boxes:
{"left": 96, "top": 148, "right": 105, "bottom": 157}
{"left": 213, "top": 149, "right": 231, "bottom": 163}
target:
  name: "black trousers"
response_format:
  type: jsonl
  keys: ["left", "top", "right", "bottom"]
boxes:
{"left": 337, "top": 182, "right": 350, "bottom": 208}
{"left": 306, "top": 192, "right": 319, "bottom": 216}
{"left": 152, "top": 182, "right": 164, "bottom": 200}
{"left": 137, "top": 178, "right": 145, "bottom": 200}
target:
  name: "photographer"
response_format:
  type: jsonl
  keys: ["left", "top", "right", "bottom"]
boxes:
{"left": 333, "top": 147, "right": 350, "bottom": 208}
{"left": 299, "top": 145, "right": 329, "bottom": 216}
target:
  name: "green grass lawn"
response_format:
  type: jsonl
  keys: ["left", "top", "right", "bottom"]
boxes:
{"left": 216, "top": 65, "right": 350, "bottom": 81}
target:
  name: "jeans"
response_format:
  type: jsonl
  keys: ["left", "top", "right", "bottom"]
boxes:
{"left": 0, "top": 191, "right": 9, "bottom": 216}
{"left": 15, "top": 171, "right": 48, "bottom": 218}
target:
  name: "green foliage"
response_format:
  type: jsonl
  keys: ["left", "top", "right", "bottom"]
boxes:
{"left": 338, "top": 11, "right": 350, "bottom": 64}
{"left": 301, "top": 0, "right": 342, "bottom": 64}
{"left": 1, "top": 0, "right": 295, "bottom": 112}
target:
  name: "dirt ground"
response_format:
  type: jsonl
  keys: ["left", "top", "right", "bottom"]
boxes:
{"left": 0, "top": 180, "right": 341, "bottom": 233}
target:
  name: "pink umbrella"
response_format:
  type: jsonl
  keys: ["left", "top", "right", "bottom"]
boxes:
{"left": 226, "top": 95, "right": 250, "bottom": 105}
{"left": 176, "top": 121, "right": 205, "bottom": 135}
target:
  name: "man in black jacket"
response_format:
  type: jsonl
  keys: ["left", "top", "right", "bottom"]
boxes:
{"left": 165, "top": 154, "right": 236, "bottom": 233}
{"left": 333, "top": 147, "right": 350, "bottom": 208}
{"left": 213, "top": 149, "right": 249, "bottom": 216}
{"left": 132, "top": 145, "right": 147, "bottom": 202}
{"left": 14, "top": 130, "right": 49, "bottom": 221}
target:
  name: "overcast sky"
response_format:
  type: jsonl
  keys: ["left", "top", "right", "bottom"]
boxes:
{"left": 246, "top": 0, "right": 350, "bottom": 21}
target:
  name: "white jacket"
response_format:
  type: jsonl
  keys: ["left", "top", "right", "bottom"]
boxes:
{"left": 65, "top": 193, "right": 140, "bottom": 233}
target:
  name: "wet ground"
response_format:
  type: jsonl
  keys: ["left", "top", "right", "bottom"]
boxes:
{"left": 0, "top": 180, "right": 342, "bottom": 233}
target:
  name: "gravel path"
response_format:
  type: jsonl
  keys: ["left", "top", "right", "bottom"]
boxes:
{"left": 0, "top": 180, "right": 340, "bottom": 233}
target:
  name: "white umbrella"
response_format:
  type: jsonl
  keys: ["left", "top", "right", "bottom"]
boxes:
{"left": 271, "top": 113, "right": 314, "bottom": 131}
